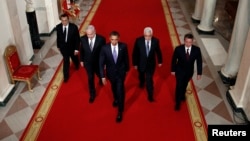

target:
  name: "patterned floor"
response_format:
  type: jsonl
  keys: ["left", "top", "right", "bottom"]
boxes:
{"left": 0, "top": 0, "right": 245, "bottom": 140}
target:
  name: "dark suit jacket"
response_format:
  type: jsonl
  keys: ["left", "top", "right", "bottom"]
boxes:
{"left": 99, "top": 42, "right": 129, "bottom": 80}
{"left": 132, "top": 36, "right": 163, "bottom": 72}
{"left": 56, "top": 22, "right": 80, "bottom": 54}
{"left": 171, "top": 45, "right": 202, "bottom": 77}
{"left": 80, "top": 34, "right": 106, "bottom": 69}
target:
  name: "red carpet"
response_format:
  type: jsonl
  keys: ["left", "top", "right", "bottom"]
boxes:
{"left": 21, "top": 0, "right": 207, "bottom": 140}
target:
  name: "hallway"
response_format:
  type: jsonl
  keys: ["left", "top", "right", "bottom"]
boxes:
{"left": 0, "top": 0, "right": 245, "bottom": 140}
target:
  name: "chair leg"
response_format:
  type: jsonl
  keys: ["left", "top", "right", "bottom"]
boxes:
{"left": 26, "top": 81, "right": 33, "bottom": 92}
{"left": 37, "top": 70, "right": 42, "bottom": 80}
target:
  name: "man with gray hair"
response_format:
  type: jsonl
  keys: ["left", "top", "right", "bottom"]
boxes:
{"left": 80, "top": 25, "right": 106, "bottom": 103}
{"left": 132, "top": 27, "right": 163, "bottom": 102}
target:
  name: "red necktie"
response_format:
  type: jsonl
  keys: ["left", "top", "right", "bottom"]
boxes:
{"left": 186, "top": 48, "right": 190, "bottom": 60}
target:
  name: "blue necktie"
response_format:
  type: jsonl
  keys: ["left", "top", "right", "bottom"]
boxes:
{"left": 146, "top": 41, "right": 149, "bottom": 56}
{"left": 113, "top": 46, "right": 117, "bottom": 63}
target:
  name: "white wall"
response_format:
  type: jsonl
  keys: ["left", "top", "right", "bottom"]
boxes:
{"left": 35, "top": 0, "right": 60, "bottom": 34}
{"left": 0, "top": 0, "right": 15, "bottom": 102}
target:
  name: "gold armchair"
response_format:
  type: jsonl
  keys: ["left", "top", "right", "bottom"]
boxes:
{"left": 4, "top": 45, "right": 41, "bottom": 92}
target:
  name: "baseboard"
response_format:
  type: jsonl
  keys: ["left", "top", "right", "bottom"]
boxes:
{"left": 196, "top": 27, "right": 214, "bottom": 35}
{"left": 226, "top": 91, "right": 250, "bottom": 124}
{"left": 218, "top": 71, "right": 236, "bottom": 85}
{"left": 191, "top": 17, "right": 200, "bottom": 23}
{"left": 0, "top": 85, "right": 17, "bottom": 106}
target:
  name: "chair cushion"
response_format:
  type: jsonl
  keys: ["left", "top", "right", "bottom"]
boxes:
{"left": 13, "top": 65, "right": 39, "bottom": 80}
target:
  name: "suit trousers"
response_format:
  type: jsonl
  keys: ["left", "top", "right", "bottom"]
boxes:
{"left": 138, "top": 69, "right": 154, "bottom": 97}
{"left": 85, "top": 66, "right": 101, "bottom": 97}
{"left": 62, "top": 51, "right": 79, "bottom": 79}
{"left": 175, "top": 74, "right": 191, "bottom": 105}
{"left": 110, "top": 76, "right": 125, "bottom": 112}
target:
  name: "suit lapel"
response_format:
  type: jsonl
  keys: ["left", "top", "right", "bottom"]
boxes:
{"left": 108, "top": 44, "right": 115, "bottom": 64}
{"left": 67, "top": 24, "right": 71, "bottom": 41}
{"left": 92, "top": 36, "right": 98, "bottom": 52}
{"left": 117, "top": 43, "right": 122, "bottom": 63}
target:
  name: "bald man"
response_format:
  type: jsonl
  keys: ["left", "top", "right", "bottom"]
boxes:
{"left": 132, "top": 27, "right": 163, "bottom": 102}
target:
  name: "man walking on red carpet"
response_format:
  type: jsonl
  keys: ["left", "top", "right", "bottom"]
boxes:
{"left": 80, "top": 25, "right": 106, "bottom": 103}
{"left": 132, "top": 27, "right": 163, "bottom": 102}
{"left": 56, "top": 13, "right": 80, "bottom": 83}
{"left": 171, "top": 33, "right": 202, "bottom": 111}
{"left": 99, "top": 31, "right": 129, "bottom": 123}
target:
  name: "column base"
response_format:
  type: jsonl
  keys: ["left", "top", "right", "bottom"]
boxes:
{"left": 191, "top": 17, "right": 200, "bottom": 23}
{"left": 226, "top": 91, "right": 250, "bottom": 124}
{"left": 218, "top": 71, "right": 236, "bottom": 85}
{"left": 32, "top": 39, "right": 45, "bottom": 49}
{"left": 196, "top": 27, "right": 214, "bottom": 35}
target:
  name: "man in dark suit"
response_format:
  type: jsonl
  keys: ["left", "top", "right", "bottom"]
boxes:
{"left": 171, "top": 33, "right": 202, "bottom": 111}
{"left": 56, "top": 13, "right": 80, "bottom": 82}
{"left": 99, "top": 31, "right": 129, "bottom": 123}
{"left": 80, "top": 25, "right": 106, "bottom": 103}
{"left": 132, "top": 27, "right": 163, "bottom": 102}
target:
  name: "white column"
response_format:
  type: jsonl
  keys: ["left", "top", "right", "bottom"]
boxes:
{"left": 228, "top": 27, "right": 250, "bottom": 120}
{"left": 220, "top": 0, "right": 250, "bottom": 78}
{"left": 35, "top": 0, "right": 60, "bottom": 35}
{"left": 0, "top": 0, "right": 15, "bottom": 104}
{"left": 191, "top": 0, "right": 204, "bottom": 22}
{"left": 8, "top": 0, "right": 34, "bottom": 64}
{"left": 197, "top": 0, "right": 216, "bottom": 33}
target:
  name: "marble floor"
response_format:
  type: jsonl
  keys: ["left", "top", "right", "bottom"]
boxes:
{"left": 0, "top": 0, "right": 247, "bottom": 140}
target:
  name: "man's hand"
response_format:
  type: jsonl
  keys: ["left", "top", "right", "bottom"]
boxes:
{"left": 171, "top": 72, "right": 175, "bottom": 75}
{"left": 134, "top": 66, "right": 138, "bottom": 69}
{"left": 74, "top": 50, "right": 79, "bottom": 55}
{"left": 158, "top": 64, "right": 162, "bottom": 67}
{"left": 102, "top": 78, "right": 107, "bottom": 85}
{"left": 80, "top": 62, "right": 84, "bottom": 67}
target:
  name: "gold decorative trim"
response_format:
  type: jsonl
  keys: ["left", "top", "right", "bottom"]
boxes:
{"left": 79, "top": 0, "right": 102, "bottom": 36}
{"left": 20, "top": 0, "right": 102, "bottom": 140}
{"left": 21, "top": 65, "right": 63, "bottom": 140}
{"left": 161, "top": 0, "right": 208, "bottom": 140}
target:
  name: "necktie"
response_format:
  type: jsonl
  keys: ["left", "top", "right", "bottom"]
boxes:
{"left": 63, "top": 27, "right": 67, "bottom": 42}
{"left": 113, "top": 46, "right": 117, "bottom": 63}
{"left": 146, "top": 41, "right": 150, "bottom": 56}
{"left": 186, "top": 48, "right": 190, "bottom": 60}
{"left": 89, "top": 39, "right": 93, "bottom": 51}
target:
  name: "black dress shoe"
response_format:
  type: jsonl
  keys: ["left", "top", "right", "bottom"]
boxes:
{"left": 139, "top": 83, "right": 144, "bottom": 88}
{"left": 113, "top": 100, "right": 118, "bottom": 107}
{"left": 181, "top": 97, "right": 186, "bottom": 102}
{"left": 116, "top": 112, "right": 123, "bottom": 123}
{"left": 175, "top": 104, "right": 180, "bottom": 111}
{"left": 148, "top": 96, "right": 154, "bottom": 102}
{"left": 89, "top": 96, "right": 95, "bottom": 103}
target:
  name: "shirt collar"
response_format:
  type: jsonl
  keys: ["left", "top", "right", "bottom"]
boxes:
{"left": 63, "top": 24, "right": 69, "bottom": 29}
